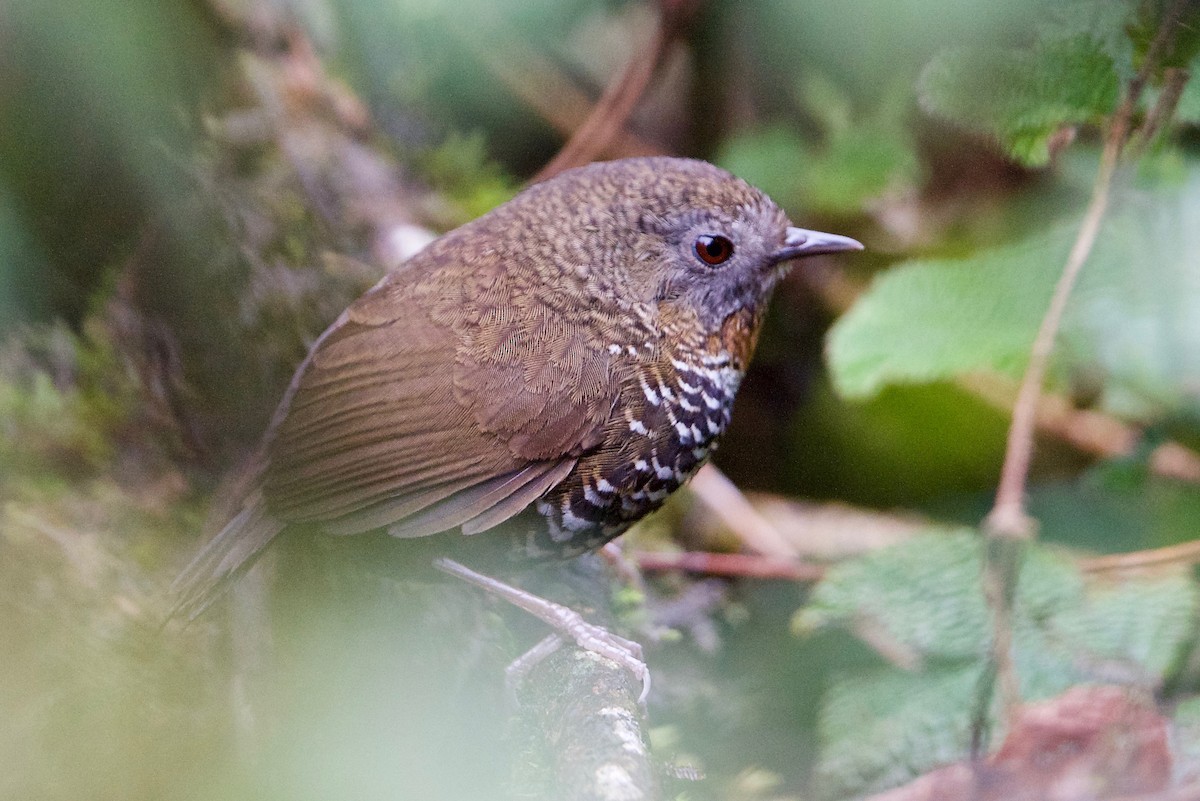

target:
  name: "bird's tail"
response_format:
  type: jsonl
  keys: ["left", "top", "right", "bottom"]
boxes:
{"left": 167, "top": 490, "right": 285, "bottom": 622}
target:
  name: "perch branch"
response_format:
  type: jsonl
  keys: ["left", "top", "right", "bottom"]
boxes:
{"left": 505, "top": 559, "right": 661, "bottom": 801}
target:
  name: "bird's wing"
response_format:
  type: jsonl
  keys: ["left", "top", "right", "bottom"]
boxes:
{"left": 261, "top": 265, "right": 616, "bottom": 538}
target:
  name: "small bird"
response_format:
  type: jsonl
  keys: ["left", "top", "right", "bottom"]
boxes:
{"left": 172, "top": 157, "right": 861, "bottom": 619}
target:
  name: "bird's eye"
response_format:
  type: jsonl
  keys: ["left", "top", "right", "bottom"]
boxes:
{"left": 694, "top": 234, "right": 734, "bottom": 266}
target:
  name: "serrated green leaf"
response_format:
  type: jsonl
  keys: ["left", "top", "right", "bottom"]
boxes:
{"left": 826, "top": 227, "right": 1070, "bottom": 398}
{"left": 919, "top": 36, "right": 1118, "bottom": 166}
{"left": 814, "top": 664, "right": 981, "bottom": 800}
{"left": 1040, "top": 0, "right": 1137, "bottom": 81}
{"left": 795, "top": 531, "right": 1082, "bottom": 660}
{"left": 800, "top": 531, "right": 1200, "bottom": 799}
{"left": 828, "top": 158, "right": 1200, "bottom": 422}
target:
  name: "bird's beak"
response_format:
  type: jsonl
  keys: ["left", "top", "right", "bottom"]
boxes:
{"left": 771, "top": 226, "right": 864, "bottom": 263}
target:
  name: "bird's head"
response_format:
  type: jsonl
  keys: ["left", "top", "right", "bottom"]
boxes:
{"left": 512, "top": 158, "right": 862, "bottom": 334}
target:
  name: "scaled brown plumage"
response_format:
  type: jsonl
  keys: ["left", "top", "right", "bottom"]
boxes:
{"left": 172, "top": 157, "right": 862, "bottom": 618}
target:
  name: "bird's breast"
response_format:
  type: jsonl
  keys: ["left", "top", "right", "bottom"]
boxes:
{"left": 521, "top": 346, "right": 744, "bottom": 557}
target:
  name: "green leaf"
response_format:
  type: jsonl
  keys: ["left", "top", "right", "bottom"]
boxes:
{"left": 797, "top": 531, "right": 1200, "bottom": 798}
{"left": 794, "top": 531, "right": 1082, "bottom": 660}
{"left": 814, "top": 664, "right": 981, "bottom": 800}
{"left": 1040, "top": 0, "right": 1137, "bottom": 81}
{"left": 826, "top": 226, "right": 1069, "bottom": 398}
{"left": 919, "top": 36, "right": 1119, "bottom": 166}
{"left": 828, "top": 156, "right": 1200, "bottom": 422}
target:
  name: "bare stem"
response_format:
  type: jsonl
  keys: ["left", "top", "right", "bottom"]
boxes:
{"left": 533, "top": 0, "right": 696, "bottom": 183}
{"left": 978, "top": 0, "right": 1190, "bottom": 731}
{"left": 986, "top": 0, "right": 1190, "bottom": 538}
{"left": 633, "top": 550, "right": 825, "bottom": 581}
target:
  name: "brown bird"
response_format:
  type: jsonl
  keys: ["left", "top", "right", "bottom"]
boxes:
{"left": 172, "top": 157, "right": 861, "bottom": 619}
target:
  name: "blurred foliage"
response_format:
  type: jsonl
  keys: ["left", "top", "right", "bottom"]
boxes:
{"left": 0, "top": 0, "right": 220, "bottom": 328}
{"left": 3, "top": 0, "right": 1200, "bottom": 800}
{"left": 0, "top": 323, "right": 133, "bottom": 483}
{"left": 718, "top": 76, "right": 919, "bottom": 216}
{"left": 798, "top": 531, "right": 1199, "bottom": 798}
{"left": 919, "top": 36, "right": 1119, "bottom": 166}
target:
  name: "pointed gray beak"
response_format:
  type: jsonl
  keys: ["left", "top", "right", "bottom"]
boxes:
{"left": 772, "top": 226, "right": 864, "bottom": 263}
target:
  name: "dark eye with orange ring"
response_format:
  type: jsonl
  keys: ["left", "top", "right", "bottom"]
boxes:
{"left": 694, "top": 234, "right": 734, "bottom": 265}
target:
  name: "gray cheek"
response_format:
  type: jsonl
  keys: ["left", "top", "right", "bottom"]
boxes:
{"left": 700, "top": 271, "right": 762, "bottom": 321}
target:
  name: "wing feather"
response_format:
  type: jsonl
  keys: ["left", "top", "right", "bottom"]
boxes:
{"left": 385, "top": 459, "right": 577, "bottom": 539}
{"left": 259, "top": 262, "right": 613, "bottom": 539}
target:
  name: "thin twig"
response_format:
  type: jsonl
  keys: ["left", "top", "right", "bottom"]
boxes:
{"left": 533, "top": 0, "right": 696, "bottom": 183}
{"left": 633, "top": 550, "right": 824, "bottom": 581}
{"left": 986, "top": 0, "right": 1191, "bottom": 538}
{"left": 1079, "top": 539, "right": 1200, "bottom": 573}
{"left": 460, "top": 28, "right": 664, "bottom": 160}
{"left": 962, "top": 373, "right": 1200, "bottom": 485}
{"left": 689, "top": 464, "right": 799, "bottom": 558}
{"left": 1132, "top": 66, "right": 1192, "bottom": 156}
{"left": 979, "top": 0, "right": 1191, "bottom": 729}
{"left": 986, "top": 109, "right": 1130, "bottom": 538}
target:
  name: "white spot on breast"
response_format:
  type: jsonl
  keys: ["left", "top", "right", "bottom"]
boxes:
{"left": 628, "top": 419, "right": 649, "bottom": 435}
{"left": 583, "top": 485, "right": 607, "bottom": 506}
{"left": 674, "top": 422, "right": 692, "bottom": 442}
{"left": 633, "top": 459, "right": 650, "bottom": 473}
{"left": 658, "top": 383, "right": 675, "bottom": 402}
{"left": 706, "top": 418, "right": 721, "bottom": 434}
{"left": 608, "top": 344, "right": 622, "bottom": 355}
{"left": 662, "top": 402, "right": 678, "bottom": 425}
{"left": 702, "top": 392, "right": 720, "bottom": 410}
{"left": 651, "top": 457, "right": 674, "bottom": 480}
{"left": 596, "top": 478, "right": 616, "bottom": 493}
{"left": 639, "top": 377, "right": 660, "bottom": 406}
{"left": 692, "top": 446, "right": 709, "bottom": 460}
{"left": 678, "top": 396, "right": 699, "bottom": 412}
{"left": 690, "top": 424, "right": 704, "bottom": 441}
{"left": 678, "top": 378, "right": 699, "bottom": 394}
